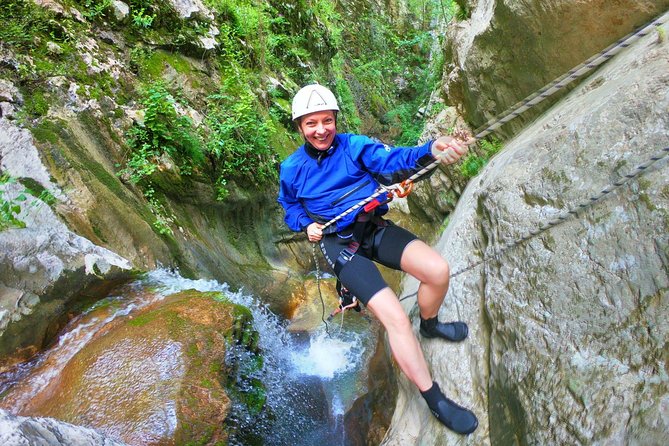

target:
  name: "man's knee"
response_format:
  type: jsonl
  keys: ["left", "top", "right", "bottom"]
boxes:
{"left": 370, "top": 296, "right": 412, "bottom": 332}
{"left": 425, "top": 258, "right": 450, "bottom": 287}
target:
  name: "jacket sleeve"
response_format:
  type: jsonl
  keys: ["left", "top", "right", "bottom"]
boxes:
{"left": 350, "top": 135, "right": 436, "bottom": 185}
{"left": 278, "top": 170, "right": 313, "bottom": 232}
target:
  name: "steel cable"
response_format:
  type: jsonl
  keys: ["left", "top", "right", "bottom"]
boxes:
{"left": 321, "top": 9, "right": 669, "bottom": 233}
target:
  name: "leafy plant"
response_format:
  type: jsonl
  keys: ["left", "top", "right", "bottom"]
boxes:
{"left": 205, "top": 76, "right": 278, "bottom": 200}
{"left": 120, "top": 83, "right": 204, "bottom": 235}
{"left": 81, "top": 0, "right": 112, "bottom": 20}
{"left": 0, "top": 0, "right": 53, "bottom": 49}
{"left": 459, "top": 137, "right": 503, "bottom": 178}
{"left": 144, "top": 186, "right": 173, "bottom": 235}
{"left": 385, "top": 103, "right": 424, "bottom": 146}
{"left": 122, "top": 83, "right": 203, "bottom": 185}
{"left": 480, "top": 137, "right": 503, "bottom": 157}
{"left": 454, "top": 1, "right": 471, "bottom": 20}
{"left": 132, "top": 8, "right": 155, "bottom": 28}
{"left": 459, "top": 154, "right": 488, "bottom": 179}
{"left": 0, "top": 175, "right": 27, "bottom": 231}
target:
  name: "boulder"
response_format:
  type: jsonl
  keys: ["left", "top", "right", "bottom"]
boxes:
{"left": 0, "top": 409, "right": 125, "bottom": 446}
{"left": 384, "top": 13, "right": 669, "bottom": 446}
{"left": 167, "top": 0, "right": 214, "bottom": 20}
{"left": 0, "top": 290, "right": 257, "bottom": 445}
{"left": 0, "top": 119, "right": 132, "bottom": 366}
{"left": 110, "top": 1, "right": 130, "bottom": 23}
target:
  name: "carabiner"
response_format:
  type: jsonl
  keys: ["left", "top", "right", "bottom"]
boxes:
{"left": 394, "top": 179, "right": 414, "bottom": 198}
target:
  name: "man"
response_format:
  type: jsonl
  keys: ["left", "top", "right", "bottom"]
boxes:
{"left": 278, "top": 84, "right": 478, "bottom": 435}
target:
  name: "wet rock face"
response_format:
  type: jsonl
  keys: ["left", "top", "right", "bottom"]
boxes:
{"left": 0, "top": 409, "right": 125, "bottom": 446}
{"left": 0, "top": 119, "right": 133, "bottom": 365}
{"left": 386, "top": 15, "right": 669, "bottom": 446}
{"left": 444, "top": 0, "right": 669, "bottom": 135}
{"left": 1, "top": 290, "right": 256, "bottom": 445}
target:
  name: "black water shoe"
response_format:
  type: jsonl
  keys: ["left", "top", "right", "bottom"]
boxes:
{"left": 419, "top": 316, "right": 468, "bottom": 342}
{"left": 421, "top": 382, "right": 478, "bottom": 435}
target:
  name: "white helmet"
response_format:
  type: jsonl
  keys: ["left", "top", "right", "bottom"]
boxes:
{"left": 291, "top": 84, "right": 339, "bottom": 121}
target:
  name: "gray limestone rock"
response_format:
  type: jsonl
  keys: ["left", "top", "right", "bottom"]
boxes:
{"left": 385, "top": 13, "right": 669, "bottom": 446}
{"left": 168, "top": 0, "right": 214, "bottom": 20}
{"left": 110, "top": 0, "right": 130, "bottom": 23}
{"left": 0, "top": 119, "right": 131, "bottom": 361}
{"left": 444, "top": 0, "right": 669, "bottom": 136}
{"left": 0, "top": 409, "right": 126, "bottom": 446}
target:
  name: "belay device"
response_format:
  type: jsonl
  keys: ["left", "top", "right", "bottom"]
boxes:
{"left": 327, "top": 280, "right": 362, "bottom": 321}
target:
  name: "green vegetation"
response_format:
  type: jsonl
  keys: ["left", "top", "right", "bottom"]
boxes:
{"left": 122, "top": 83, "right": 203, "bottom": 183}
{"left": 118, "top": 83, "right": 206, "bottom": 234}
{"left": 19, "top": 178, "right": 57, "bottom": 206}
{"left": 0, "top": 175, "right": 27, "bottom": 231}
{"left": 0, "top": 174, "right": 58, "bottom": 232}
{"left": 205, "top": 76, "right": 279, "bottom": 200}
{"left": 459, "top": 137, "right": 504, "bottom": 179}
{"left": 451, "top": 0, "right": 471, "bottom": 20}
{"left": 3, "top": 0, "right": 474, "bottom": 235}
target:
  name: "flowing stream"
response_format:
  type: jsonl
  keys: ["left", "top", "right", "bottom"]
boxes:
{"left": 0, "top": 269, "right": 378, "bottom": 445}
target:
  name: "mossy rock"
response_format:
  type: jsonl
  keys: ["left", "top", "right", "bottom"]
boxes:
{"left": 4, "top": 290, "right": 260, "bottom": 445}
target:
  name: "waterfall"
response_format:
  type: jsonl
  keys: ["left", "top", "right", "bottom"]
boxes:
{"left": 0, "top": 269, "right": 377, "bottom": 445}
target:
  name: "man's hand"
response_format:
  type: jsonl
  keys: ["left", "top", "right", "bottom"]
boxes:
{"left": 431, "top": 134, "right": 476, "bottom": 165}
{"left": 306, "top": 222, "right": 324, "bottom": 242}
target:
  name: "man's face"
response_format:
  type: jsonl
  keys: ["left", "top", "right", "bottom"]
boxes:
{"left": 298, "top": 110, "right": 337, "bottom": 151}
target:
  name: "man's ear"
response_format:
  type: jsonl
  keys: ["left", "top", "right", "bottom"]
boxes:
{"left": 294, "top": 119, "right": 304, "bottom": 136}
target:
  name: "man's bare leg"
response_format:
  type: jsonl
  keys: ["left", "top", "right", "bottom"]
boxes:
{"left": 366, "top": 287, "right": 433, "bottom": 391}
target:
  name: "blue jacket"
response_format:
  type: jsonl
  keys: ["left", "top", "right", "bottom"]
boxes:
{"left": 278, "top": 133, "right": 435, "bottom": 233}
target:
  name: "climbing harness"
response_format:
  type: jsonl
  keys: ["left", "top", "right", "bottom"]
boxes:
{"left": 311, "top": 240, "right": 365, "bottom": 337}
{"left": 312, "top": 9, "right": 669, "bottom": 325}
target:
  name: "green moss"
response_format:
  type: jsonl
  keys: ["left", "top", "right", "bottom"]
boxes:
{"left": 78, "top": 148, "right": 127, "bottom": 198}
{"left": 24, "top": 91, "right": 50, "bottom": 118}
{"left": 230, "top": 303, "right": 252, "bottom": 321}
{"left": 143, "top": 50, "right": 170, "bottom": 79}
{"left": 183, "top": 425, "right": 216, "bottom": 446}
{"left": 660, "top": 185, "right": 669, "bottom": 203}
{"left": 187, "top": 342, "right": 200, "bottom": 357}
{"left": 209, "top": 361, "right": 222, "bottom": 374}
{"left": 33, "top": 117, "right": 130, "bottom": 202}
{"left": 127, "top": 311, "right": 158, "bottom": 327}
{"left": 31, "top": 122, "right": 60, "bottom": 145}
{"left": 638, "top": 192, "right": 657, "bottom": 211}
{"left": 18, "top": 177, "right": 56, "bottom": 206}
{"left": 165, "top": 52, "right": 195, "bottom": 76}
{"left": 91, "top": 223, "right": 108, "bottom": 243}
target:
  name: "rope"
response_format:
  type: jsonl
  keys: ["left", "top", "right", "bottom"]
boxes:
{"left": 398, "top": 146, "right": 669, "bottom": 302}
{"left": 473, "top": 9, "right": 669, "bottom": 139}
{"left": 320, "top": 8, "right": 669, "bottom": 232}
{"left": 312, "top": 242, "right": 332, "bottom": 337}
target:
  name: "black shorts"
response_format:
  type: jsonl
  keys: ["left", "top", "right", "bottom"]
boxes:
{"left": 319, "top": 220, "right": 418, "bottom": 305}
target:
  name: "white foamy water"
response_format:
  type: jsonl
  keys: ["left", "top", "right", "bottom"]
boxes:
{"left": 291, "top": 331, "right": 360, "bottom": 378}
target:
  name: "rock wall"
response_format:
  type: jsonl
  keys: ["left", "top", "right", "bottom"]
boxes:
{"left": 0, "top": 409, "right": 125, "bottom": 446}
{"left": 444, "top": 0, "right": 669, "bottom": 135}
{"left": 384, "top": 14, "right": 669, "bottom": 446}
{"left": 0, "top": 118, "right": 132, "bottom": 363}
